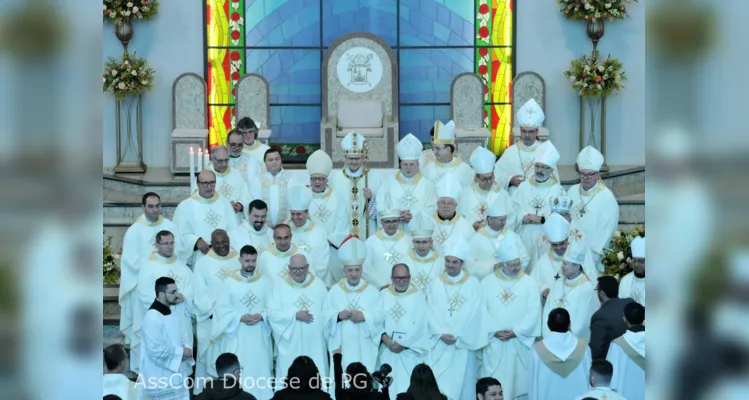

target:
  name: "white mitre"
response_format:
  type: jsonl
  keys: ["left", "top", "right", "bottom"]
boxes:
{"left": 470, "top": 146, "right": 496, "bottom": 174}
{"left": 396, "top": 133, "right": 423, "bottom": 161}
{"left": 288, "top": 185, "right": 312, "bottom": 211}
{"left": 534, "top": 140, "right": 560, "bottom": 168}
{"left": 433, "top": 120, "right": 456, "bottom": 145}
{"left": 306, "top": 149, "right": 333, "bottom": 176}
{"left": 630, "top": 236, "right": 645, "bottom": 259}
{"left": 577, "top": 146, "right": 605, "bottom": 172}
{"left": 550, "top": 193, "right": 574, "bottom": 214}
{"left": 444, "top": 238, "right": 469, "bottom": 261}
{"left": 563, "top": 239, "right": 587, "bottom": 266}
{"left": 543, "top": 213, "right": 571, "bottom": 243}
{"left": 495, "top": 236, "right": 520, "bottom": 263}
{"left": 341, "top": 132, "right": 367, "bottom": 156}
{"left": 516, "top": 98, "right": 545, "bottom": 128}
{"left": 378, "top": 191, "right": 401, "bottom": 219}
{"left": 407, "top": 211, "right": 434, "bottom": 239}
{"left": 486, "top": 195, "right": 509, "bottom": 218}
{"left": 435, "top": 175, "right": 462, "bottom": 200}
{"left": 339, "top": 236, "right": 367, "bottom": 266}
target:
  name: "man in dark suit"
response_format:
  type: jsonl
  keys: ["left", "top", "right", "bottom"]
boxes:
{"left": 589, "top": 276, "right": 634, "bottom": 359}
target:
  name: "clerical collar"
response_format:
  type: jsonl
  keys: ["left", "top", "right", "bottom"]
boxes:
{"left": 446, "top": 270, "right": 464, "bottom": 283}
{"left": 583, "top": 182, "right": 599, "bottom": 193}
{"left": 634, "top": 271, "right": 645, "bottom": 279}
{"left": 292, "top": 274, "right": 311, "bottom": 287}
{"left": 438, "top": 213, "right": 457, "bottom": 222}
{"left": 346, "top": 167, "right": 363, "bottom": 177}
{"left": 229, "top": 154, "right": 241, "bottom": 159}
{"left": 149, "top": 300, "right": 171, "bottom": 316}
{"left": 628, "top": 325, "right": 645, "bottom": 332}
{"left": 345, "top": 280, "right": 363, "bottom": 290}
{"left": 155, "top": 252, "right": 171, "bottom": 260}
{"left": 565, "top": 273, "right": 585, "bottom": 284}
{"left": 399, "top": 171, "right": 416, "bottom": 182}
{"left": 139, "top": 214, "right": 162, "bottom": 226}
{"left": 484, "top": 224, "right": 505, "bottom": 235}
{"left": 240, "top": 270, "right": 255, "bottom": 279}
{"left": 536, "top": 176, "right": 550, "bottom": 184}
{"left": 267, "top": 168, "right": 283, "bottom": 178}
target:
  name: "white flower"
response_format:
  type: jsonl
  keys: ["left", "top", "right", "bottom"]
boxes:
{"left": 133, "top": 6, "right": 139, "bottom": 13}
{"left": 569, "top": 76, "right": 576, "bottom": 82}
{"left": 617, "top": 251, "right": 624, "bottom": 261}
{"left": 613, "top": 230, "right": 621, "bottom": 237}
{"left": 598, "top": 65, "right": 605, "bottom": 72}
{"left": 605, "top": 3, "right": 611, "bottom": 9}
{"left": 103, "top": 4, "right": 107, "bottom": 10}
{"left": 597, "top": 84, "right": 602, "bottom": 89}
{"left": 131, "top": 70, "right": 137, "bottom": 76}
{"left": 583, "top": 83, "right": 588, "bottom": 88}
{"left": 111, "top": 70, "right": 118, "bottom": 76}
{"left": 127, "top": 2, "right": 133, "bottom": 7}
{"left": 113, "top": 254, "right": 121, "bottom": 260}
{"left": 603, "top": 74, "right": 609, "bottom": 79}
{"left": 124, "top": 60, "right": 129, "bottom": 65}
{"left": 103, "top": 77, "right": 107, "bottom": 83}
{"left": 584, "top": 3, "right": 591, "bottom": 10}
{"left": 143, "top": 6, "right": 149, "bottom": 11}
{"left": 141, "top": 80, "right": 149, "bottom": 85}
{"left": 118, "top": 82, "right": 126, "bottom": 89}
{"left": 111, "top": 12, "right": 117, "bottom": 18}
{"left": 124, "top": 10, "right": 131, "bottom": 16}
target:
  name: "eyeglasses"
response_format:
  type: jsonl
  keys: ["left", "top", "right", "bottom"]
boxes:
{"left": 288, "top": 265, "right": 309, "bottom": 272}
{"left": 381, "top": 219, "right": 400, "bottom": 225}
{"left": 392, "top": 276, "right": 411, "bottom": 282}
{"left": 228, "top": 142, "right": 244, "bottom": 148}
{"left": 476, "top": 174, "right": 494, "bottom": 183}
{"left": 198, "top": 181, "right": 216, "bottom": 187}
{"left": 579, "top": 172, "right": 598, "bottom": 179}
{"left": 310, "top": 176, "right": 327, "bottom": 182}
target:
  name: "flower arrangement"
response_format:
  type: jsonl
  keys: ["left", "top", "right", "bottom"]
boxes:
{"left": 563, "top": 50, "right": 626, "bottom": 97}
{"left": 558, "top": 0, "right": 636, "bottom": 22}
{"left": 103, "top": 53, "right": 155, "bottom": 101}
{"left": 103, "top": 0, "right": 159, "bottom": 24}
{"left": 103, "top": 231, "right": 122, "bottom": 285}
{"left": 602, "top": 225, "right": 644, "bottom": 279}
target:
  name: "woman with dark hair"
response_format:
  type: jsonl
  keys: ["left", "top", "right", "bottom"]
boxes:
{"left": 271, "top": 356, "right": 332, "bottom": 400}
{"left": 333, "top": 349, "right": 388, "bottom": 400}
{"left": 396, "top": 364, "right": 447, "bottom": 400}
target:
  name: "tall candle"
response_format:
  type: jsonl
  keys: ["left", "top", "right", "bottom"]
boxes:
{"left": 189, "top": 147, "right": 196, "bottom": 194}
{"left": 203, "top": 146, "right": 211, "bottom": 169}
{"left": 197, "top": 147, "right": 203, "bottom": 171}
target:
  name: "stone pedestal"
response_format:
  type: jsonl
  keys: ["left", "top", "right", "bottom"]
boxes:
{"left": 456, "top": 129, "right": 491, "bottom": 162}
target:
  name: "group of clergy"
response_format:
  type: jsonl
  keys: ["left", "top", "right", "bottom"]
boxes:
{"left": 117, "top": 100, "right": 645, "bottom": 400}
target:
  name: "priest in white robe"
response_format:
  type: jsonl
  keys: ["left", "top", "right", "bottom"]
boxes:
{"left": 137, "top": 277, "right": 194, "bottom": 400}
{"left": 404, "top": 211, "right": 445, "bottom": 292}
{"left": 574, "top": 360, "right": 627, "bottom": 400}
{"left": 226, "top": 129, "right": 263, "bottom": 190}
{"left": 248, "top": 147, "right": 298, "bottom": 227}
{"left": 192, "top": 229, "right": 240, "bottom": 394}
{"left": 228, "top": 199, "right": 275, "bottom": 257}
{"left": 323, "top": 237, "right": 385, "bottom": 381}
{"left": 421, "top": 120, "right": 474, "bottom": 187}
{"left": 542, "top": 241, "right": 600, "bottom": 341}
{"left": 119, "top": 192, "right": 178, "bottom": 363}
{"left": 207, "top": 145, "right": 254, "bottom": 224}
{"left": 237, "top": 117, "right": 270, "bottom": 166}
{"left": 567, "top": 146, "right": 620, "bottom": 270}
{"left": 173, "top": 170, "right": 238, "bottom": 266}
{"left": 211, "top": 245, "right": 274, "bottom": 400}
{"left": 258, "top": 223, "right": 314, "bottom": 287}
{"left": 104, "top": 344, "right": 138, "bottom": 400}
{"left": 377, "top": 133, "right": 437, "bottom": 231}
{"left": 364, "top": 192, "right": 413, "bottom": 290}
{"left": 468, "top": 195, "right": 529, "bottom": 280}
{"left": 328, "top": 132, "right": 377, "bottom": 239}
{"left": 619, "top": 236, "right": 645, "bottom": 306}
{"left": 378, "top": 263, "right": 433, "bottom": 399}
{"left": 431, "top": 176, "right": 476, "bottom": 255}
{"left": 426, "top": 239, "right": 490, "bottom": 400}
{"left": 533, "top": 213, "right": 599, "bottom": 300}
{"left": 481, "top": 237, "right": 542, "bottom": 400}
{"left": 267, "top": 253, "right": 330, "bottom": 383}
{"left": 287, "top": 185, "right": 333, "bottom": 287}
{"left": 527, "top": 308, "right": 591, "bottom": 400}
{"left": 459, "top": 146, "right": 514, "bottom": 232}
{"left": 134, "top": 231, "right": 194, "bottom": 374}
{"left": 512, "top": 140, "right": 563, "bottom": 255}
{"left": 494, "top": 99, "right": 558, "bottom": 195}
{"left": 607, "top": 302, "right": 645, "bottom": 400}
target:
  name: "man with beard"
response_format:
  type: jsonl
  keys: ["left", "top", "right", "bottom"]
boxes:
{"left": 206, "top": 145, "right": 254, "bottom": 224}
{"left": 619, "top": 236, "right": 645, "bottom": 306}
{"left": 229, "top": 199, "right": 274, "bottom": 257}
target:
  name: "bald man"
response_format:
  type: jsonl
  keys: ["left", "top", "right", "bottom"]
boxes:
{"left": 206, "top": 145, "right": 255, "bottom": 224}
{"left": 173, "top": 170, "right": 238, "bottom": 266}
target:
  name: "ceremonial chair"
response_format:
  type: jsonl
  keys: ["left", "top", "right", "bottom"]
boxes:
{"left": 236, "top": 73, "right": 272, "bottom": 145}
{"left": 320, "top": 32, "right": 399, "bottom": 168}
{"left": 450, "top": 72, "right": 492, "bottom": 161}
{"left": 512, "top": 71, "right": 550, "bottom": 141}
{"left": 170, "top": 73, "right": 209, "bottom": 174}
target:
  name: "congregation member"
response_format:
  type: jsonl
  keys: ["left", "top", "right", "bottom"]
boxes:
{"left": 396, "top": 364, "right": 447, "bottom": 400}
{"left": 250, "top": 147, "right": 296, "bottom": 227}
{"left": 574, "top": 360, "right": 626, "bottom": 400}
{"left": 207, "top": 145, "right": 254, "bottom": 224}
{"left": 589, "top": 276, "right": 635, "bottom": 360}
{"left": 421, "top": 120, "right": 474, "bottom": 187}
{"left": 211, "top": 245, "right": 274, "bottom": 400}
{"left": 328, "top": 132, "right": 375, "bottom": 239}
{"left": 607, "top": 302, "right": 645, "bottom": 400}
{"left": 173, "top": 169, "right": 238, "bottom": 265}
{"left": 527, "top": 308, "right": 591, "bottom": 400}
{"left": 197, "top": 353, "right": 257, "bottom": 400}
{"left": 459, "top": 146, "right": 513, "bottom": 231}
{"left": 404, "top": 211, "right": 444, "bottom": 292}
{"left": 229, "top": 199, "right": 275, "bottom": 257}
{"left": 363, "top": 193, "right": 413, "bottom": 289}
{"left": 226, "top": 129, "right": 262, "bottom": 190}
{"left": 287, "top": 185, "right": 333, "bottom": 286}
{"left": 619, "top": 236, "right": 645, "bottom": 306}
{"left": 481, "top": 238, "right": 541, "bottom": 400}
{"left": 468, "top": 195, "right": 528, "bottom": 280}
{"left": 119, "top": 192, "right": 178, "bottom": 369}
{"left": 475, "top": 377, "right": 503, "bottom": 400}
{"left": 259, "top": 223, "right": 313, "bottom": 287}
{"left": 431, "top": 175, "right": 475, "bottom": 255}
{"left": 237, "top": 117, "right": 270, "bottom": 166}
{"left": 103, "top": 344, "right": 138, "bottom": 400}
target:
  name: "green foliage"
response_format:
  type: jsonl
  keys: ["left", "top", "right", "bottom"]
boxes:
{"left": 558, "top": 0, "right": 636, "bottom": 22}
{"left": 563, "top": 50, "right": 627, "bottom": 97}
{"left": 103, "top": 53, "right": 155, "bottom": 101}
{"left": 103, "top": 0, "right": 159, "bottom": 24}
{"left": 602, "top": 225, "right": 644, "bottom": 279}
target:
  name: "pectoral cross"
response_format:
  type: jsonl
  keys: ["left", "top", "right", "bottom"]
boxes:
{"left": 530, "top": 196, "right": 546, "bottom": 215}
{"left": 297, "top": 241, "right": 311, "bottom": 252}
{"left": 447, "top": 293, "right": 465, "bottom": 316}
{"left": 556, "top": 295, "right": 569, "bottom": 308}
{"left": 474, "top": 203, "right": 488, "bottom": 219}
{"left": 554, "top": 273, "right": 561, "bottom": 281}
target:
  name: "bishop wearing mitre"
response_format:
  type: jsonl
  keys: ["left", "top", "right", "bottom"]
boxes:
{"left": 619, "top": 236, "right": 646, "bottom": 306}
{"left": 468, "top": 195, "right": 529, "bottom": 280}
{"left": 421, "top": 120, "right": 475, "bottom": 187}
{"left": 363, "top": 192, "right": 413, "bottom": 290}
{"left": 211, "top": 245, "right": 274, "bottom": 400}
{"left": 512, "top": 140, "right": 563, "bottom": 257}
{"left": 405, "top": 212, "right": 445, "bottom": 292}
{"left": 459, "top": 146, "right": 514, "bottom": 232}
{"left": 287, "top": 185, "right": 333, "bottom": 286}
{"left": 328, "top": 132, "right": 376, "bottom": 239}
{"left": 481, "top": 237, "right": 541, "bottom": 400}
{"left": 426, "top": 239, "right": 490, "bottom": 400}
{"left": 323, "top": 237, "right": 385, "bottom": 380}
{"left": 207, "top": 146, "right": 253, "bottom": 224}
{"left": 258, "top": 223, "right": 312, "bottom": 287}
{"left": 431, "top": 175, "right": 476, "bottom": 255}
{"left": 377, "top": 133, "right": 437, "bottom": 230}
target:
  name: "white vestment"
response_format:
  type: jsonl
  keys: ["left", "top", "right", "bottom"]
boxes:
{"left": 421, "top": 155, "right": 475, "bottom": 188}
{"left": 458, "top": 182, "right": 515, "bottom": 231}
{"left": 212, "top": 270, "right": 274, "bottom": 400}
{"left": 404, "top": 249, "right": 445, "bottom": 293}
{"left": 363, "top": 229, "right": 413, "bottom": 290}
{"left": 493, "top": 141, "right": 540, "bottom": 195}
{"left": 607, "top": 330, "right": 645, "bottom": 400}
{"left": 228, "top": 222, "right": 274, "bottom": 257}
{"left": 228, "top": 153, "right": 262, "bottom": 191}
{"left": 481, "top": 270, "right": 542, "bottom": 400}
{"left": 172, "top": 193, "right": 238, "bottom": 265}
{"left": 258, "top": 243, "right": 315, "bottom": 287}
{"left": 419, "top": 149, "right": 436, "bottom": 169}
{"left": 290, "top": 219, "right": 332, "bottom": 286}
{"left": 575, "top": 387, "right": 628, "bottom": 400}
{"left": 208, "top": 164, "right": 254, "bottom": 224}
{"left": 542, "top": 274, "right": 600, "bottom": 341}
{"left": 426, "top": 272, "right": 490, "bottom": 400}
{"left": 431, "top": 213, "right": 476, "bottom": 256}
{"left": 619, "top": 272, "right": 646, "bottom": 306}
{"left": 323, "top": 279, "right": 385, "bottom": 379}
{"left": 103, "top": 373, "right": 138, "bottom": 400}
{"left": 527, "top": 331, "right": 592, "bottom": 400}
{"left": 377, "top": 172, "right": 437, "bottom": 230}
{"left": 249, "top": 169, "right": 295, "bottom": 227}
{"left": 241, "top": 140, "right": 270, "bottom": 166}
{"left": 377, "top": 285, "right": 433, "bottom": 400}
{"left": 512, "top": 177, "right": 563, "bottom": 260}
{"left": 138, "top": 303, "right": 194, "bottom": 400}
{"left": 119, "top": 215, "right": 178, "bottom": 354}
{"left": 134, "top": 253, "right": 194, "bottom": 373}
{"left": 567, "top": 181, "right": 620, "bottom": 263}
{"left": 192, "top": 248, "right": 240, "bottom": 389}
{"left": 267, "top": 274, "right": 330, "bottom": 382}
{"left": 328, "top": 168, "right": 376, "bottom": 239}
{"left": 532, "top": 246, "right": 599, "bottom": 296}
{"left": 531, "top": 225, "right": 601, "bottom": 279}
{"left": 309, "top": 186, "right": 352, "bottom": 285}
{"left": 468, "top": 226, "right": 529, "bottom": 280}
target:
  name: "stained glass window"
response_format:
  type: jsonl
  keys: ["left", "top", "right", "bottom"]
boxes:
{"left": 205, "top": 0, "right": 514, "bottom": 157}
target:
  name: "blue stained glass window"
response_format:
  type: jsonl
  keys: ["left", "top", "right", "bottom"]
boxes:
{"left": 399, "top": 105, "right": 451, "bottom": 142}
{"left": 244, "top": 49, "right": 321, "bottom": 104}
{"left": 399, "top": 49, "right": 474, "bottom": 104}
{"left": 269, "top": 106, "right": 322, "bottom": 143}
{"left": 322, "top": 0, "right": 398, "bottom": 46}
{"left": 245, "top": 0, "right": 321, "bottom": 46}
{"left": 399, "top": 0, "right": 473, "bottom": 46}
